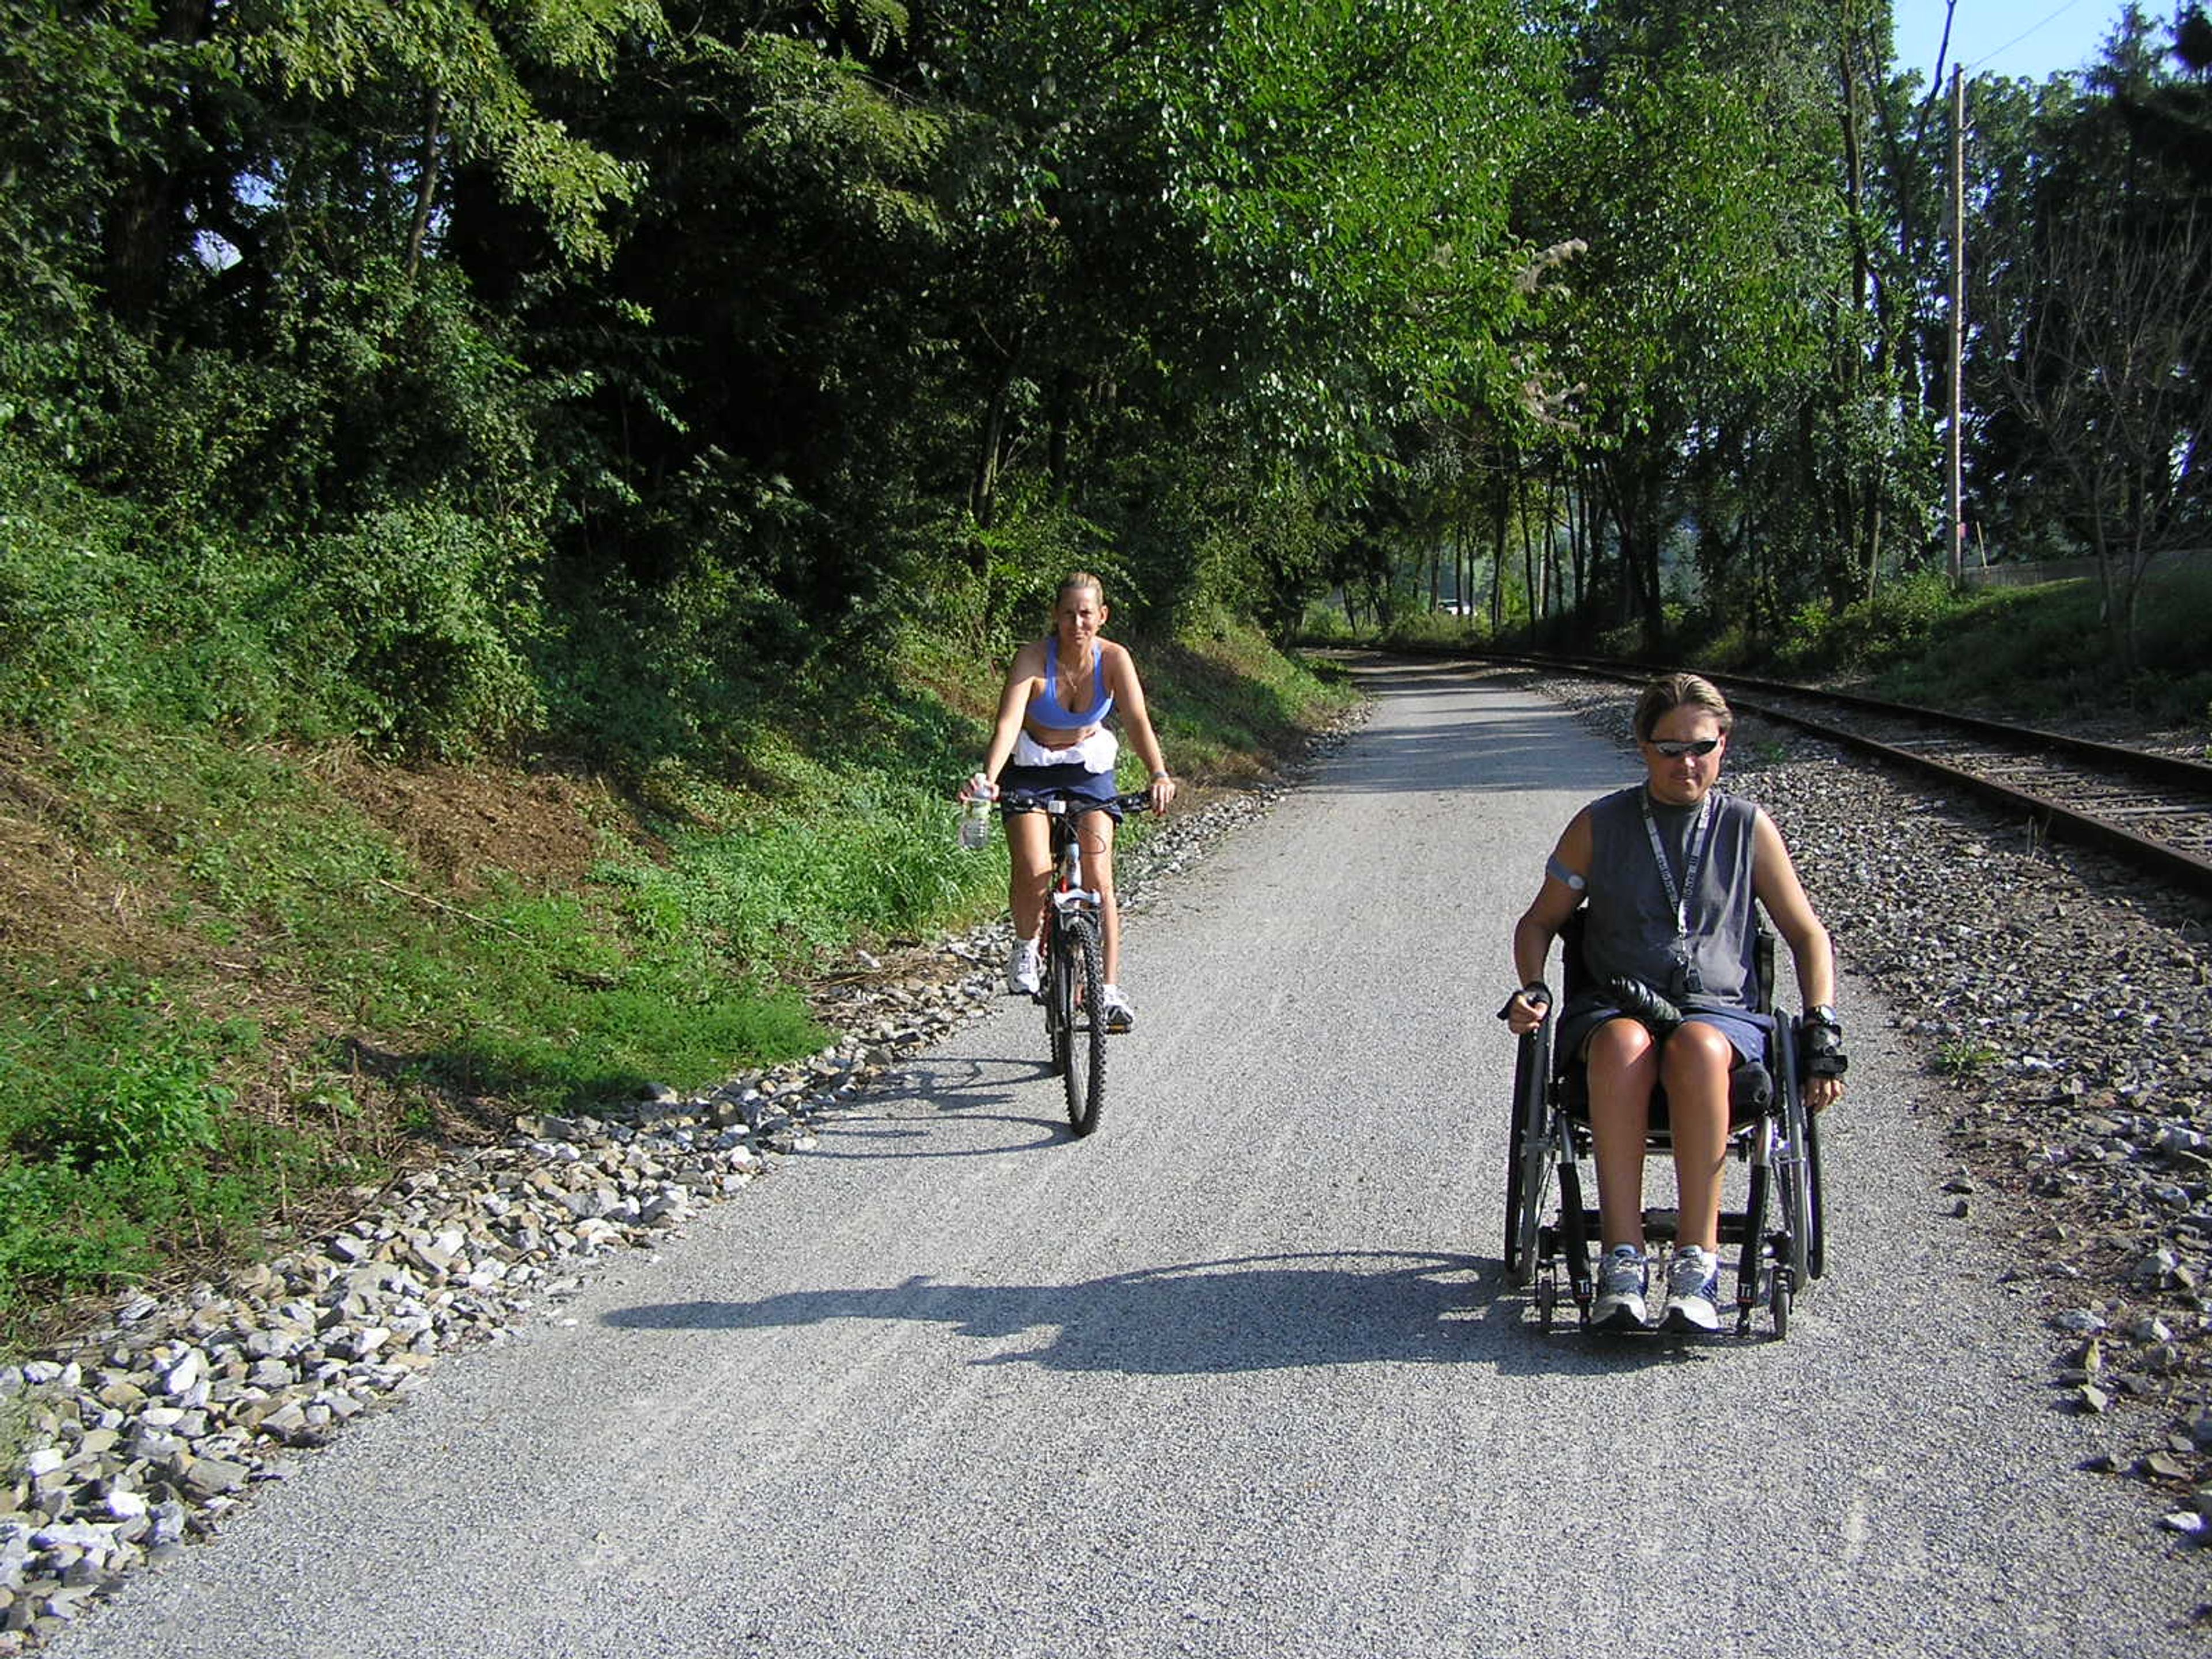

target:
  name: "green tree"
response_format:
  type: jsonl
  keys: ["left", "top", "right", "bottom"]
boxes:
{"left": 1522, "top": 2, "right": 1837, "bottom": 637}
{"left": 1973, "top": 7, "right": 2212, "bottom": 667}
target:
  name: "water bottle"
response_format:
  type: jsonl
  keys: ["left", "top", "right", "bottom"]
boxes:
{"left": 959, "top": 794, "right": 991, "bottom": 850}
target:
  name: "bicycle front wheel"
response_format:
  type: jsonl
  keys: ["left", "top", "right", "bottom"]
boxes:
{"left": 1043, "top": 916, "right": 1069, "bottom": 1078}
{"left": 1058, "top": 911, "right": 1107, "bottom": 1136}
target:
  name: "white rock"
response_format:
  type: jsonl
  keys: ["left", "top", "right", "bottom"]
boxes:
{"left": 162, "top": 1350, "right": 204, "bottom": 1397}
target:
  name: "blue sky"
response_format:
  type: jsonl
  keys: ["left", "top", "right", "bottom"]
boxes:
{"left": 1889, "top": 0, "right": 2150, "bottom": 83}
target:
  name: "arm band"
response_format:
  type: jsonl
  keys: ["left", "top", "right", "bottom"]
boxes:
{"left": 1545, "top": 855, "right": 1587, "bottom": 893}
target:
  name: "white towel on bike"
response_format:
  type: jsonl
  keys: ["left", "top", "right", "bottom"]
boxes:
{"left": 1014, "top": 727, "right": 1118, "bottom": 774}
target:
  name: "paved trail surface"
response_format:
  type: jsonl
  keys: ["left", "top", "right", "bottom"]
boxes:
{"left": 58, "top": 663, "right": 2195, "bottom": 1658}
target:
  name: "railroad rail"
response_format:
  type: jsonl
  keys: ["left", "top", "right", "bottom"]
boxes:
{"left": 1468, "top": 650, "right": 2212, "bottom": 899}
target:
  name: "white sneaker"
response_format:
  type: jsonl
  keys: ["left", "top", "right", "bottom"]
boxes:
{"left": 1662, "top": 1246, "right": 1722, "bottom": 1332}
{"left": 1592, "top": 1245, "right": 1647, "bottom": 1331}
{"left": 1100, "top": 984, "right": 1135, "bottom": 1033}
{"left": 1005, "top": 938, "right": 1041, "bottom": 997}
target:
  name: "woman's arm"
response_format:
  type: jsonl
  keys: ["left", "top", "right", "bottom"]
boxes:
{"left": 1749, "top": 809, "right": 1844, "bottom": 1108}
{"left": 1748, "top": 810, "right": 1835, "bottom": 1009}
{"left": 978, "top": 642, "right": 1046, "bottom": 787}
{"left": 1105, "top": 643, "right": 1176, "bottom": 809}
{"left": 1506, "top": 811, "right": 1591, "bottom": 1033}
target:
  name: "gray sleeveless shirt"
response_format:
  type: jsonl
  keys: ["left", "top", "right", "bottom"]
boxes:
{"left": 1581, "top": 786, "right": 1760, "bottom": 1012}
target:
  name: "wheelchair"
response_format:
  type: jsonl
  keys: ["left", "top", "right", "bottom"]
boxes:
{"left": 1503, "top": 911, "right": 1827, "bottom": 1338}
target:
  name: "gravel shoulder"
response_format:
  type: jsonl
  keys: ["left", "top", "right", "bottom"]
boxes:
{"left": 17, "top": 659, "right": 2212, "bottom": 1656}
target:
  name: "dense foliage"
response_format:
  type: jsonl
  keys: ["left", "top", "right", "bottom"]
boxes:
{"left": 6, "top": 2, "right": 2208, "bottom": 754}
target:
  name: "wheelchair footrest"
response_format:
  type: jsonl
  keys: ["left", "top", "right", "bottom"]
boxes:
{"left": 1566, "top": 1209, "right": 1759, "bottom": 1248}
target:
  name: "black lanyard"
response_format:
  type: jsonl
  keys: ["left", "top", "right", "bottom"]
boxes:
{"left": 1639, "top": 790, "right": 1716, "bottom": 947}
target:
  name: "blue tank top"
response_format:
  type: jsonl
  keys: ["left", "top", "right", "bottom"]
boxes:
{"left": 1030, "top": 638, "right": 1114, "bottom": 727}
{"left": 1581, "top": 786, "right": 1760, "bottom": 1012}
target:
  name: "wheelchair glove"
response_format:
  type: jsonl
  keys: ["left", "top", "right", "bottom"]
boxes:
{"left": 1800, "top": 1011, "right": 1849, "bottom": 1078}
{"left": 1495, "top": 980, "right": 1552, "bottom": 1022}
{"left": 1605, "top": 976, "right": 1682, "bottom": 1037}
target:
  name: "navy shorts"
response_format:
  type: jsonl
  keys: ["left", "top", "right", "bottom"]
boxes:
{"left": 1558, "top": 999, "right": 1773, "bottom": 1067}
{"left": 997, "top": 761, "right": 1126, "bottom": 821}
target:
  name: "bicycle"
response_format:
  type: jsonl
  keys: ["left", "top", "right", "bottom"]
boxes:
{"left": 996, "top": 787, "right": 1157, "bottom": 1137}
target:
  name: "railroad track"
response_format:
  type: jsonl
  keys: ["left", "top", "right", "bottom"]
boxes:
{"left": 1469, "top": 650, "right": 2212, "bottom": 897}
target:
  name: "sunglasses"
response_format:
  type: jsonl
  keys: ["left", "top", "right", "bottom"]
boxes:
{"left": 1646, "top": 737, "right": 1721, "bottom": 759}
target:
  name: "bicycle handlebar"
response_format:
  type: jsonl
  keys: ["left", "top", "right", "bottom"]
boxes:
{"left": 995, "top": 787, "right": 1162, "bottom": 816}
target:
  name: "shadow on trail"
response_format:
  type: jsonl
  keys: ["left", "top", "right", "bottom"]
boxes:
{"left": 807, "top": 1054, "right": 1082, "bottom": 1159}
{"left": 600, "top": 1251, "right": 1717, "bottom": 1377}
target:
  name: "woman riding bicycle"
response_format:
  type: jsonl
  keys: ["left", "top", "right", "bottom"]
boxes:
{"left": 965, "top": 573, "right": 1175, "bottom": 1032}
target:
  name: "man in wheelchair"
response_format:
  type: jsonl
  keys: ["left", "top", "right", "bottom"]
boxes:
{"left": 1504, "top": 673, "right": 1847, "bottom": 1332}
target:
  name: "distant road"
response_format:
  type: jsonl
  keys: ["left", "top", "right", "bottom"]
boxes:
{"left": 58, "top": 660, "right": 2195, "bottom": 1658}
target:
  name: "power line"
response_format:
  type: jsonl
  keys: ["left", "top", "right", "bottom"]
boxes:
{"left": 1961, "top": 0, "right": 2099, "bottom": 74}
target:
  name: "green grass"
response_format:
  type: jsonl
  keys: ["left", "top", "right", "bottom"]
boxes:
{"left": 1146, "top": 619, "right": 1362, "bottom": 782}
{"left": 0, "top": 969, "right": 332, "bottom": 1309}
{"left": 1320, "top": 558, "right": 2212, "bottom": 733}
{"left": 1715, "top": 566, "right": 2212, "bottom": 726}
{"left": 1845, "top": 570, "right": 2212, "bottom": 725}
{"left": 1928, "top": 1039, "right": 1999, "bottom": 1078}
{"left": 0, "top": 719, "right": 836, "bottom": 1323}
{"left": 0, "top": 605, "right": 1349, "bottom": 1330}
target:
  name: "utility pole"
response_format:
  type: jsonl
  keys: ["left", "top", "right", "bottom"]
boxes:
{"left": 1948, "top": 65, "right": 1967, "bottom": 584}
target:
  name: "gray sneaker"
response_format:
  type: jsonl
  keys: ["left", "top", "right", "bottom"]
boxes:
{"left": 1592, "top": 1245, "right": 1647, "bottom": 1331}
{"left": 1661, "top": 1245, "right": 1721, "bottom": 1332}
{"left": 1006, "top": 939, "right": 1041, "bottom": 997}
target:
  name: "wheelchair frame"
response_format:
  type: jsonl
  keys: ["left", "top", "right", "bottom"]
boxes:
{"left": 1502, "top": 912, "right": 1827, "bottom": 1338}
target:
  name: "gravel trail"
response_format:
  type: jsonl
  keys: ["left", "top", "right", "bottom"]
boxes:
{"left": 52, "top": 660, "right": 2200, "bottom": 1657}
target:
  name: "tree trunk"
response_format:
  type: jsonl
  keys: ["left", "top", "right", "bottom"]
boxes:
{"left": 1570, "top": 463, "right": 1591, "bottom": 614}
{"left": 99, "top": 0, "right": 220, "bottom": 323}
{"left": 1602, "top": 455, "right": 1664, "bottom": 642}
{"left": 407, "top": 91, "right": 448, "bottom": 285}
{"left": 1518, "top": 479, "right": 1539, "bottom": 628}
{"left": 1488, "top": 471, "right": 1509, "bottom": 635}
{"left": 971, "top": 361, "right": 1017, "bottom": 529}
{"left": 1045, "top": 368, "right": 1082, "bottom": 494}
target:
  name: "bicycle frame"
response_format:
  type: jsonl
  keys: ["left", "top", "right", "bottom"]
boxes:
{"left": 999, "top": 789, "right": 1152, "bottom": 931}
{"left": 1046, "top": 809, "right": 1100, "bottom": 919}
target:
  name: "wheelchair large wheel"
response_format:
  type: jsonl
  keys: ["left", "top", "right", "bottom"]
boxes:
{"left": 1804, "top": 1101, "right": 1827, "bottom": 1281}
{"left": 1771, "top": 1020, "right": 1824, "bottom": 1287}
{"left": 1504, "top": 1022, "right": 1553, "bottom": 1286}
{"left": 1775, "top": 1086, "right": 1815, "bottom": 1292}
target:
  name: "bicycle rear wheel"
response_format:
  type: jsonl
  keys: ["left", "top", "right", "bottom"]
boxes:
{"left": 1058, "top": 911, "right": 1106, "bottom": 1136}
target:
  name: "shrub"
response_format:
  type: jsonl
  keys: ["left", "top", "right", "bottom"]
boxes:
{"left": 0, "top": 1162, "right": 157, "bottom": 1294}
{"left": 0, "top": 984, "right": 246, "bottom": 1172}
{"left": 1381, "top": 607, "right": 1482, "bottom": 649}
{"left": 22, "top": 1051, "right": 224, "bottom": 1171}
{"left": 0, "top": 435, "right": 329, "bottom": 739}
{"left": 298, "top": 504, "right": 547, "bottom": 756}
